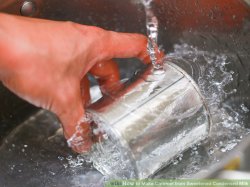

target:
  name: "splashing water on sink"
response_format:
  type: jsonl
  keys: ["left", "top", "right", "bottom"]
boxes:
{"left": 64, "top": 43, "right": 250, "bottom": 181}
{"left": 66, "top": 113, "right": 137, "bottom": 179}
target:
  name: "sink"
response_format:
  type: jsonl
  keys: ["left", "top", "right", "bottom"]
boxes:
{"left": 0, "top": 0, "right": 249, "bottom": 186}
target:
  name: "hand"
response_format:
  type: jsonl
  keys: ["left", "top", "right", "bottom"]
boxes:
{"left": 0, "top": 13, "right": 151, "bottom": 153}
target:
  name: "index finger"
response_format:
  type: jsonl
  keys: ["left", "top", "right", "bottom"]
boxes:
{"left": 103, "top": 32, "right": 151, "bottom": 63}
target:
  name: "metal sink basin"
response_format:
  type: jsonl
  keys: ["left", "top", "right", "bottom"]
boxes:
{"left": 0, "top": 0, "right": 250, "bottom": 187}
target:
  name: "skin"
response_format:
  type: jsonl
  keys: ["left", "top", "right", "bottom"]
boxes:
{"left": 0, "top": 13, "right": 153, "bottom": 153}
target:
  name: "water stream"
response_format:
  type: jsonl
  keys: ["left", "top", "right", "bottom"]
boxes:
{"left": 143, "top": 0, "right": 163, "bottom": 70}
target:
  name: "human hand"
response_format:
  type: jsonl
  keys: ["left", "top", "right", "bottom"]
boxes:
{"left": 0, "top": 13, "right": 155, "bottom": 153}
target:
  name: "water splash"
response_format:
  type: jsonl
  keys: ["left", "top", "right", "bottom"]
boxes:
{"left": 87, "top": 114, "right": 137, "bottom": 179}
{"left": 152, "top": 43, "right": 250, "bottom": 179}
{"left": 66, "top": 113, "right": 137, "bottom": 180}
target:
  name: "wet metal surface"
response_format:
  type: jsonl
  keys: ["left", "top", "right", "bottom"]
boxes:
{"left": 87, "top": 62, "right": 210, "bottom": 179}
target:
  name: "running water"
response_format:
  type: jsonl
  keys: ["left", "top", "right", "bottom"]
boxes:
{"left": 142, "top": 0, "right": 164, "bottom": 70}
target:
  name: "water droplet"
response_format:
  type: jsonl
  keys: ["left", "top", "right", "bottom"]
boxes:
{"left": 66, "top": 155, "right": 72, "bottom": 161}
{"left": 49, "top": 171, "right": 56, "bottom": 175}
{"left": 220, "top": 146, "right": 226, "bottom": 152}
{"left": 58, "top": 156, "right": 64, "bottom": 161}
{"left": 241, "top": 104, "right": 249, "bottom": 113}
{"left": 208, "top": 148, "right": 215, "bottom": 155}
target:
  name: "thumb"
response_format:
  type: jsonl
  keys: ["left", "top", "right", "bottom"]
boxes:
{"left": 52, "top": 79, "right": 92, "bottom": 153}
